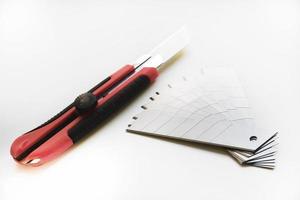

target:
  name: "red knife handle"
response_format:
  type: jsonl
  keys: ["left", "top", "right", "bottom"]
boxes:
{"left": 10, "top": 64, "right": 135, "bottom": 164}
{"left": 11, "top": 67, "right": 158, "bottom": 166}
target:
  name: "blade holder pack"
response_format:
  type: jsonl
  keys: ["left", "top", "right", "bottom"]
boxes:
{"left": 127, "top": 67, "right": 278, "bottom": 169}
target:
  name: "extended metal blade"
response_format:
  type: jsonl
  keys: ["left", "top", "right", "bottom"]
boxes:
{"left": 134, "top": 27, "right": 189, "bottom": 69}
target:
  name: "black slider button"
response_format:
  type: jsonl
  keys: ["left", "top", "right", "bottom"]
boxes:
{"left": 74, "top": 92, "right": 97, "bottom": 115}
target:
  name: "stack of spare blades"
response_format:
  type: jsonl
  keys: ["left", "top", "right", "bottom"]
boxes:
{"left": 127, "top": 67, "right": 278, "bottom": 169}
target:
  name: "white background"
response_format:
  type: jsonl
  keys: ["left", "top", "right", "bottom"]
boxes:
{"left": 1, "top": 0, "right": 300, "bottom": 199}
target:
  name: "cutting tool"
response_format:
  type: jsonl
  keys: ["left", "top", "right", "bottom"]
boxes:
{"left": 10, "top": 27, "right": 189, "bottom": 166}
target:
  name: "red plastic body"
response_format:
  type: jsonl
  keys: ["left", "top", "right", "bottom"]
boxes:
{"left": 10, "top": 66, "right": 159, "bottom": 166}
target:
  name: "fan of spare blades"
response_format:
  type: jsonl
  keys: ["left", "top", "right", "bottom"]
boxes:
{"left": 127, "top": 67, "right": 278, "bottom": 169}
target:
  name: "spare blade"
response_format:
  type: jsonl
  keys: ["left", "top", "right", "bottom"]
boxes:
{"left": 134, "top": 27, "right": 190, "bottom": 69}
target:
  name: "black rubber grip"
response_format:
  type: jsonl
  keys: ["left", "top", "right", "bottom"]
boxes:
{"left": 68, "top": 75, "right": 151, "bottom": 143}
{"left": 27, "top": 76, "right": 112, "bottom": 134}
